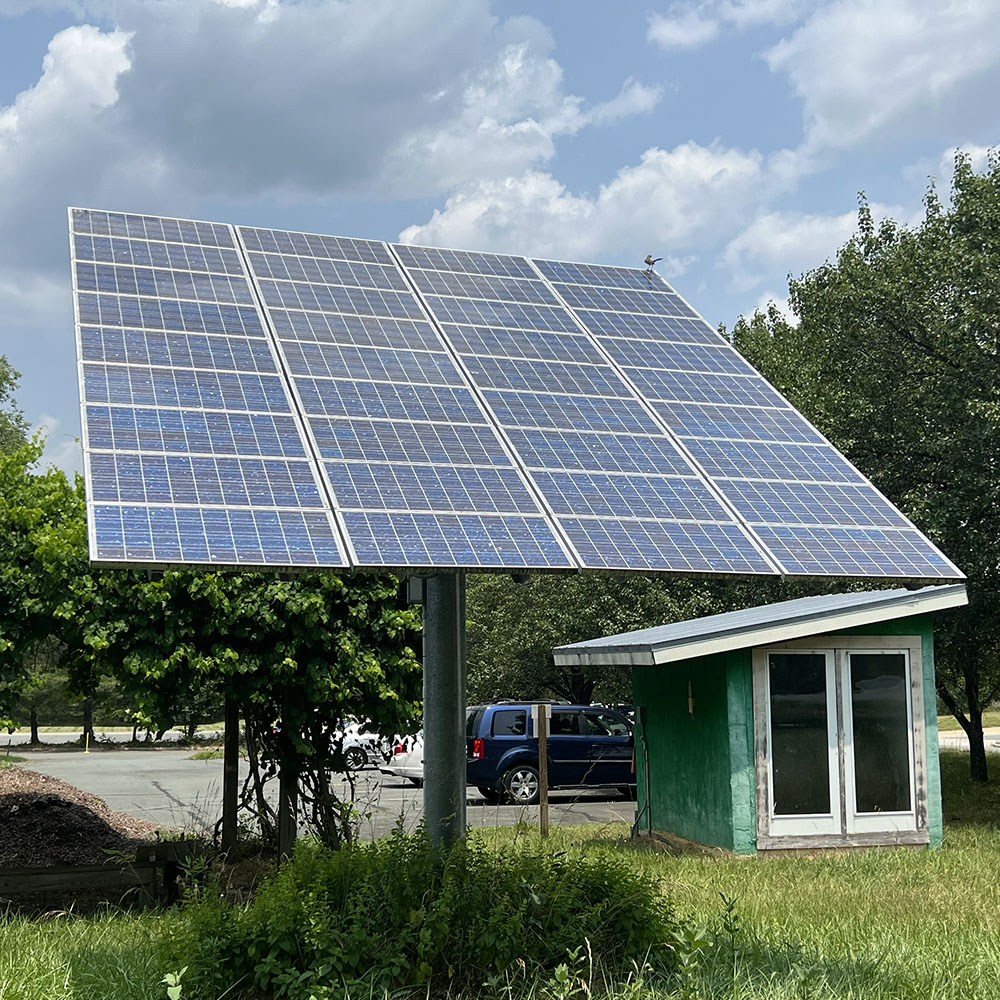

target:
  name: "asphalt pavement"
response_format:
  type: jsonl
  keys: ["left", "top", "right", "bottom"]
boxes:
{"left": 4, "top": 748, "right": 636, "bottom": 839}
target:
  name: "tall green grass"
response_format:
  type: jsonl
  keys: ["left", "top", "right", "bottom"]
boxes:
{"left": 2, "top": 749, "right": 998, "bottom": 999}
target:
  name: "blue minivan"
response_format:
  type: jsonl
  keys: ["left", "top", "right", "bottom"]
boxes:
{"left": 466, "top": 703, "right": 635, "bottom": 805}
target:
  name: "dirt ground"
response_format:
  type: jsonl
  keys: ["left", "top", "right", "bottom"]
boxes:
{"left": 0, "top": 766, "right": 161, "bottom": 868}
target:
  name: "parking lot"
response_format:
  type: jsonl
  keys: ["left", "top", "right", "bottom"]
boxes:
{"left": 9, "top": 748, "right": 637, "bottom": 838}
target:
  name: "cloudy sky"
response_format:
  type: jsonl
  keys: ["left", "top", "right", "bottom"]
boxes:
{"left": 1, "top": 0, "right": 997, "bottom": 473}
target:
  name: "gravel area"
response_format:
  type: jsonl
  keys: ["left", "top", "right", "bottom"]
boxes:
{"left": 0, "top": 765, "right": 162, "bottom": 868}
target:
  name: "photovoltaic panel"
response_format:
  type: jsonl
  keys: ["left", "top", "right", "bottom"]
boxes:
{"left": 71, "top": 208, "right": 347, "bottom": 567}
{"left": 70, "top": 208, "right": 964, "bottom": 580}
{"left": 235, "top": 224, "right": 574, "bottom": 570}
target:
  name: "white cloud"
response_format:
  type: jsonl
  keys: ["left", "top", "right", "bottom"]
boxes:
{"left": 647, "top": 0, "right": 805, "bottom": 49}
{"left": 765, "top": 0, "right": 1000, "bottom": 153}
{"left": 399, "top": 141, "right": 779, "bottom": 263}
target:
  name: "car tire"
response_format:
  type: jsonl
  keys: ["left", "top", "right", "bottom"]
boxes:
{"left": 477, "top": 785, "right": 502, "bottom": 804}
{"left": 344, "top": 747, "right": 367, "bottom": 770}
{"left": 503, "top": 765, "right": 540, "bottom": 805}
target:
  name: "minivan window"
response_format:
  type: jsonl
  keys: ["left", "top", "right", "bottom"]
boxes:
{"left": 491, "top": 709, "right": 527, "bottom": 736}
{"left": 466, "top": 708, "right": 484, "bottom": 737}
{"left": 550, "top": 711, "right": 581, "bottom": 736}
{"left": 584, "top": 711, "right": 630, "bottom": 736}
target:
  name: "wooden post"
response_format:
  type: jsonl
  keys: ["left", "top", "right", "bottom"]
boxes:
{"left": 221, "top": 697, "right": 239, "bottom": 853}
{"left": 537, "top": 705, "right": 549, "bottom": 838}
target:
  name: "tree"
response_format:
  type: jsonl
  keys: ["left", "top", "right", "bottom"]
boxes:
{"left": 80, "top": 567, "right": 422, "bottom": 847}
{"left": 0, "top": 441, "right": 88, "bottom": 727}
{"left": 466, "top": 572, "right": 827, "bottom": 705}
{"left": 0, "top": 355, "right": 29, "bottom": 454}
{"left": 730, "top": 150, "right": 1000, "bottom": 781}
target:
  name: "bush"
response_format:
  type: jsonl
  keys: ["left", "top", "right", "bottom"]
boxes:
{"left": 166, "top": 830, "right": 681, "bottom": 998}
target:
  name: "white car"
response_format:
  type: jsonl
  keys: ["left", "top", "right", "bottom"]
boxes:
{"left": 340, "top": 720, "right": 391, "bottom": 770}
{"left": 379, "top": 734, "right": 424, "bottom": 786}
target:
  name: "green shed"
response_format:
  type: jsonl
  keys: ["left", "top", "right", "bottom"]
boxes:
{"left": 553, "top": 584, "right": 968, "bottom": 854}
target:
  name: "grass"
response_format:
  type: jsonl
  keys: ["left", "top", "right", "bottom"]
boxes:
{"left": 937, "top": 710, "right": 1000, "bottom": 731}
{"left": 187, "top": 748, "right": 229, "bottom": 760}
{"left": 0, "top": 754, "right": 26, "bottom": 770}
{"left": 1, "top": 749, "right": 998, "bottom": 999}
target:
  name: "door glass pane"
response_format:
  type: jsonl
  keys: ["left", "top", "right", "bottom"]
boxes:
{"left": 850, "top": 653, "right": 911, "bottom": 813}
{"left": 769, "top": 653, "right": 830, "bottom": 816}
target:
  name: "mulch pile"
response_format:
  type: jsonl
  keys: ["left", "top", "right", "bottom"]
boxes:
{"left": 0, "top": 766, "right": 161, "bottom": 868}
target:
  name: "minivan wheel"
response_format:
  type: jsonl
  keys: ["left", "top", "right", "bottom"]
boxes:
{"left": 478, "top": 785, "right": 502, "bottom": 804}
{"left": 503, "top": 765, "right": 540, "bottom": 805}
{"left": 344, "top": 747, "right": 367, "bottom": 770}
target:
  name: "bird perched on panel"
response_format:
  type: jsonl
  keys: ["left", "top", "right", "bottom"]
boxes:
{"left": 644, "top": 254, "right": 662, "bottom": 272}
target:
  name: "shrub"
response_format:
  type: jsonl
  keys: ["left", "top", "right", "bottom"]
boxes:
{"left": 165, "top": 830, "right": 681, "bottom": 998}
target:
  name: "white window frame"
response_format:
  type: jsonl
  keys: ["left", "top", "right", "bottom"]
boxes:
{"left": 753, "top": 635, "right": 929, "bottom": 850}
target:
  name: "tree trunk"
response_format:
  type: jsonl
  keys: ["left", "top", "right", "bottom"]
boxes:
{"left": 131, "top": 722, "right": 139, "bottom": 743}
{"left": 29, "top": 707, "right": 39, "bottom": 745}
{"left": 938, "top": 666, "right": 989, "bottom": 783}
{"left": 81, "top": 699, "right": 95, "bottom": 743}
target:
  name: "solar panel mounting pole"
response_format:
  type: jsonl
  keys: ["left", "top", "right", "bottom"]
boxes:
{"left": 422, "top": 571, "right": 467, "bottom": 846}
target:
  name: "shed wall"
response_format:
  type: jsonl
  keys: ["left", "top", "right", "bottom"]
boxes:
{"left": 633, "top": 649, "right": 754, "bottom": 852}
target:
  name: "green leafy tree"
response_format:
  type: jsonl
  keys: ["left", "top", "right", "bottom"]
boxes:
{"left": 0, "top": 355, "right": 29, "bottom": 454}
{"left": 467, "top": 573, "right": 819, "bottom": 706}
{"left": 80, "top": 568, "right": 422, "bottom": 846}
{"left": 730, "top": 150, "right": 1000, "bottom": 780}
{"left": 0, "top": 441, "right": 88, "bottom": 728}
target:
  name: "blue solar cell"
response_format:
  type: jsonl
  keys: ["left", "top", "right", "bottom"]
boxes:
{"left": 406, "top": 268, "right": 558, "bottom": 306}
{"left": 624, "top": 368, "right": 789, "bottom": 407}
{"left": 80, "top": 328, "right": 277, "bottom": 374}
{"left": 92, "top": 504, "right": 346, "bottom": 565}
{"left": 392, "top": 244, "right": 535, "bottom": 279}
{"left": 239, "top": 227, "right": 392, "bottom": 265}
{"left": 83, "top": 363, "right": 292, "bottom": 413}
{"left": 683, "top": 439, "right": 868, "bottom": 484}
{"left": 247, "top": 252, "right": 407, "bottom": 291}
{"left": 717, "top": 479, "right": 913, "bottom": 529}
{"left": 281, "top": 342, "right": 464, "bottom": 386}
{"left": 553, "top": 283, "right": 697, "bottom": 318}
{"left": 423, "top": 295, "right": 580, "bottom": 333}
{"left": 505, "top": 428, "right": 693, "bottom": 476}
{"left": 599, "top": 338, "right": 757, "bottom": 376}
{"left": 89, "top": 453, "right": 324, "bottom": 507}
{"left": 258, "top": 279, "right": 424, "bottom": 321}
{"left": 73, "top": 234, "right": 244, "bottom": 274}
{"left": 559, "top": 517, "right": 776, "bottom": 574}
{"left": 442, "top": 324, "right": 605, "bottom": 364}
{"left": 73, "top": 210, "right": 234, "bottom": 248}
{"left": 532, "top": 259, "right": 678, "bottom": 291}
{"left": 75, "top": 262, "right": 255, "bottom": 306}
{"left": 326, "top": 462, "right": 541, "bottom": 514}
{"left": 754, "top": 524, "right": 959, "bottom": 578}
{"left": 269, "top": 310, "right": 442, "bottom": 352}
{"left": 310, "top": 418, "right": 510, "bottom": 466}
{"left": 77, "top": 292, "right": 265, "bottom": 337}
{"left": 85, "top": 406, "right": 306, "bottom": 457}
{"left": 573, "top": 309, "right": 721, "bottom": 344}
{"left": 655, "top": 401, "right": 824, "bottom": 445}
{"left": 296, "top": 378, "right": 487, "bottom": 423}
{"left": 531, "top": 470, "right": 732, "bottom": 521}
{"left": 342, "top": 511, "right": 572, "bottom": 568}
{"left": 462, "top": 356, "right": 633, "bottom": 397}
{"left": 481, "top": 389, "right": 661, "bottom": 434}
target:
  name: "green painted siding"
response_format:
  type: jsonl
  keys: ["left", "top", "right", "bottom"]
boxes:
{"left": 633, "top": 650, "right": 753, "bottom": 852}
{"left": 835, "top": 615, "right": 942, "bottom": 848}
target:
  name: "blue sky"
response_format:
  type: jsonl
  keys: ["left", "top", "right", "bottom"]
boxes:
{"left": 1, "top": 0, "right": 997, "bottom": 473}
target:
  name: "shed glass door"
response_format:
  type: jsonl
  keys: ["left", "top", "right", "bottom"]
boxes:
{"left": 843, "top": 650, "right": 915, "bottom": 833}
{"left": 766, "top": 651, "right": 841, "bottom": 836}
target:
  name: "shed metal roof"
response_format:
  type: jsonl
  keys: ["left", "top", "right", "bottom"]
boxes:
{"left": 552, "top": 584, "right": 968, "bottom": 667}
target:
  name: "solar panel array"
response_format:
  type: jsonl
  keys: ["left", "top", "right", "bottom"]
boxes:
{"left": 70, "top": 208, "right": 964, "bottom": 579}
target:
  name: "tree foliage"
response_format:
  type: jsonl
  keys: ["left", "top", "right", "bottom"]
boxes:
{"left": 0, "top": 355, "right": 29, "bottom": 454}
{"left": 730, "top": 150, "right": 1000, "bottom": 779}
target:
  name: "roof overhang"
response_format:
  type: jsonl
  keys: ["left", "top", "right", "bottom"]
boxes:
{"left": 552, "top": 583, "right": 968, "bottom": 668}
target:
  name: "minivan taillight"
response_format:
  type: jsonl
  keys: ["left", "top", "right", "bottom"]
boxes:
{"left": 472, "top": 738, "right": 485, "bottom": 760}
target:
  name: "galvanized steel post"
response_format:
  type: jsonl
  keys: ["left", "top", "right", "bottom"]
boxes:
{"left": 422, "top": 571, "right": 467, "bottom": 846}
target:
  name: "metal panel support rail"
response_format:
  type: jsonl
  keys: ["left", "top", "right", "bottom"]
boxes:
{"left": 422, "top": 571, "right": 467, "bottom": 846}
